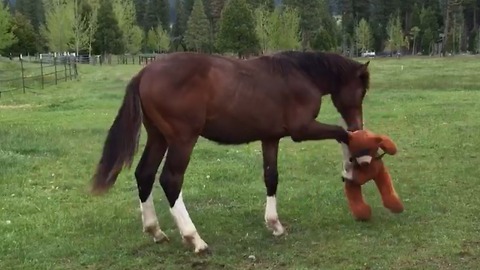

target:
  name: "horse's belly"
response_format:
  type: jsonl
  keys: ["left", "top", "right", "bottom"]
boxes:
{"left": 200, "top": 117, "right": 285, "bottom": 144}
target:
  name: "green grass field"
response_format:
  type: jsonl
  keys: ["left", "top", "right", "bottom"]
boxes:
{"left": 1, "top": 56, "right": 480, "bottom": 270}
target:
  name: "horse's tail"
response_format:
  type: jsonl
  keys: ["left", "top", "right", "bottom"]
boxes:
{"left": 90, "top": 72, "right": 143, "bottom": 195}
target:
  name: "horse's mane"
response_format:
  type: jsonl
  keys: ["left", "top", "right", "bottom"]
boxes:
{"left": 261, "top": 51, "right": 370, "bottom": 91}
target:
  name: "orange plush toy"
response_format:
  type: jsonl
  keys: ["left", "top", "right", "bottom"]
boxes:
{"left": 341, "top": 129, "right": 404, "bottom": 221}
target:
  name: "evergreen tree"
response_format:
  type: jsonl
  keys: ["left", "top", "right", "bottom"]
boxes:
{"left": 209, "top": 0, "right": 226, "bottom": 37}
{"left": 172, "top": 0, "right": 188, "bottom": 51}
{"left": 216, "top": 0, "right": 259, "bottom": 57}
{"left": 15, "top": 0, "right": 45, "bottom": 30}
{"left": 16, "top": 0, "right": 46, "bottom": 51}
{"left": 0, "top": 2, "right": 16, "bottom": 51}
{"left": 248, "top": 0, "right": 274, "bottom": 10}
{"left": 184, "top": 0, "right": 210, "bottom": 52}
{"left": 284, "top": 0, "right": 325, "bottom": 50}
{"left": 143, "top": 0, "right": 169, "bottom": 32}
{"left": 184, "top": 0, "right": 195, "bottom": 17}
{"left": 419, "top": 6, "right": 439, "bottom": 55}
{"left": 92, "top": 0, "right": 124, "bottom": 55}
{"left": 8, "top": 11, "right": 37, "bottom": 55}
{"left": 134, "top": 0, "right": 146, "bottom": 27}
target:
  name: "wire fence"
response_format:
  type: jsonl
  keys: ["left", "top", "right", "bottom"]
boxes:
{"left": 0, "top": 56, "right": 78, "bottom": 97}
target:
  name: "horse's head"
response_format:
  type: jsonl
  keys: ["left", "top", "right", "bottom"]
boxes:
{"left": 331, "top": 61, "right": 370, "bottom": 132}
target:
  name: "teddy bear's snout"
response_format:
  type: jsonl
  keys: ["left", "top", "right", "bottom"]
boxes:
{"left": 356, "top": 155, "right": 372, "bottom": 166}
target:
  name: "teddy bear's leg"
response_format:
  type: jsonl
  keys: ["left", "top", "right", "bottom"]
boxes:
{"left": 344, "top": 181, "right": 371, "bottom": 221}
{"left": 373, "top": 167, "right": 404, "bottom": 213}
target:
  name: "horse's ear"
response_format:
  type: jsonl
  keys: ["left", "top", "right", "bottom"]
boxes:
{"left": 356, "top": 61, "right": 370, "bottom": 77}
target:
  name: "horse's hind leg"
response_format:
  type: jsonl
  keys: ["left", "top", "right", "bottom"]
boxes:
{"left": 135, "top": 124, "right": 169, "bottom": 243}
{"left": 261, "top": 140, "right": 285, "bottom": 236}
{"left": 159, "top": 137, "right": 208, "bottom": 254}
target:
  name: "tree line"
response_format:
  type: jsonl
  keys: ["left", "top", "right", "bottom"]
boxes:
{"left": 0, "top": 0, "right": 479, "bottom": 58}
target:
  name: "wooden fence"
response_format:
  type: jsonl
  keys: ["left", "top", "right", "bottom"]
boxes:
{"left": 0, "top": 56, "right": 78, "bottom": 97}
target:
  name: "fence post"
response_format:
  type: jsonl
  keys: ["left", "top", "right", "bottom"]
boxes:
{"left": 54, "top": 57, "right": 58, "bottom": 85}
{"left": 64, "top": 58, "right": 67, "bottom": 82}
{"left": 68, "top": 57, "right": 72, "bottom": 80}
{"left": 40, "top": 58, "right": 44, "bottom": 89}
{"left": 20, "top": 57, "right": 26, "bottom": 94}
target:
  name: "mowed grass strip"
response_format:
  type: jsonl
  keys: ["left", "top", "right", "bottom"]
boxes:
{"left": 1, "top": 56, "right": 479, "bottom": 270}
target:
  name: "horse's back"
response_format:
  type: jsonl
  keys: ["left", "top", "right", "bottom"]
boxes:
{"left": 136, "top": 52, "right": 300, "bottom": 144}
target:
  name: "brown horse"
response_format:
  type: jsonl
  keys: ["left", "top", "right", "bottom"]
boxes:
{"left": 90, "top": 51, "right": 370, "bottom": 254}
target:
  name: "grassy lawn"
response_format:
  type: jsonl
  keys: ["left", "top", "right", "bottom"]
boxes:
{"left": 1, "top": 55, "right": 479, "bottom": 270}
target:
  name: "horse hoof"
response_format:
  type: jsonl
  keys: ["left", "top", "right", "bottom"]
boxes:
{"left": 266, "top": 219, "right": 285, "bottom": 236}
{"left": 145, "top": 226, "right": 169, "bottom": 243}
{"left": 153, "top": 231, "right": 170, "bottom": 243}
{"left": 195, "top": 244, "right": 211, "bottom": 255}
{"left": 182, "top": 235, "right": 209, "bottom": 254}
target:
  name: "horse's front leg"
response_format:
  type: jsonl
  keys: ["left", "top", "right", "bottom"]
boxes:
{"left": 261, "top": 140, "right": 285, "bottom": 236}
{"left": 340, "top": 117, "right": 363, "bottom": 180}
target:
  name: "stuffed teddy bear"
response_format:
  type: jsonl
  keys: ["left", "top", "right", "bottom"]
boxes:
{"left": 341, "top": 129, "right": 404, "bottom": 221}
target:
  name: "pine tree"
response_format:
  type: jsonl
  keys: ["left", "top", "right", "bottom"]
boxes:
{"left": 143, "top": 0, "right": 169, "bottom": 32}
{"left": 172, "top": 0, "right": 187, "bottom": 51}
{"left": 419, "top": 6, "right": 439, "bottom": 55}
{"left": 15, "top": 0, "right": 45, "bottom": 30}
{"left": 209, "top": 0, "right": 226, "bottom": 36}
{"left": 184, "top": 0, "right": 210, "bottom": 52}
{"left": 284, "top": 0, "right": 325, "bottom": 50}
{"left": 216, "top": 0, "right": 259, "bottom": 57}
{"left": 248, "top": 0, "right": 274, "bottom": 10}
{"left": 16, "top": 0, "right": 47, "bottom": 52}
{"left": 184, "top": 0, "right": 195, "bottom": 17}
{"left": 8, "top": 11, "right": 37, "bottom": 55}
{"left": 0, "top": 2, "right": 16, "bottom": 51}
{"left": 134, "top": 0, "right": 146, "bottom": 27}
{"left": 92, "top": 0, "right": 124, "bottom": 55}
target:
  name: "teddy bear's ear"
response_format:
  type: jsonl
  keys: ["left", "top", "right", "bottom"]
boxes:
{"left": 375, "top": 135, "right": 397, "bottom": 155}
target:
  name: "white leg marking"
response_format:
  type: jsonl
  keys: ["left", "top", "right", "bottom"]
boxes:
{"left": 170, "top": 192, "right": 208, "bottom": 253}
{"left": 339, "top": 118, "right": 354, "bottom": 180}
{"left": 140, "top": 193, "right": 169, "bottom": 243}
{"left": 264, "top": 195, "right": 285, "bottom": 236}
